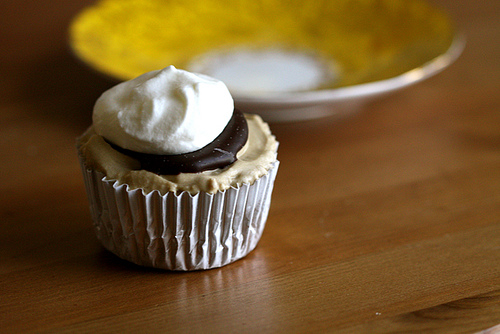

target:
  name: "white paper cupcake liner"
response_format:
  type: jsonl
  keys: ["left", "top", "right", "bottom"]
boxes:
{"left": 79, "top": 158, "right": 279, "bottom": 271}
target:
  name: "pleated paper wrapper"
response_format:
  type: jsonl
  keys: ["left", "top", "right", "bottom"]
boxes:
{"left": 79, "top": 159, "right": 279, "bottom": 271}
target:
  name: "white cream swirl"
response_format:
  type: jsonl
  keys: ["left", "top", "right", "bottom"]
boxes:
{"left": 92, "top": 65, "right": 234, "bottom": 155}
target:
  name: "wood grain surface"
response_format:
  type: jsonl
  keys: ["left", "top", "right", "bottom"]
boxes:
{"left": 1, "top": 0, "right": 499, "bottom": 333}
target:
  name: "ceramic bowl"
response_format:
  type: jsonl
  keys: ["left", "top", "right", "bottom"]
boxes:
{"left": 70, "top": 0, "right": 463, "bottom": 122}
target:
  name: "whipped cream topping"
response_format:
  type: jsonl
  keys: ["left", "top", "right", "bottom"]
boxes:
{"left": 93, "top": 65, "right": 234, "bottom": 155}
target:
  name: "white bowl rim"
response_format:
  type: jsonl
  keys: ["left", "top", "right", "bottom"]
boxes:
{"left": 233, "top": 34, "right": 466, "bottom": 107}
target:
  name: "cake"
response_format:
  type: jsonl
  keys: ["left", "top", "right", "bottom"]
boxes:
{"left": 77, "top": 66, "right": 279, "bottom": 270}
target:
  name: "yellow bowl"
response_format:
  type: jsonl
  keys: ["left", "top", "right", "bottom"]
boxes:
{"left": 69, "top": 0, "right": 462, "bottom": 121}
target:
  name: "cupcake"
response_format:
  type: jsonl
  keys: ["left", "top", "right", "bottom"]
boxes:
{"left": 77, "top": 66, "right": 279, "bottom": 270}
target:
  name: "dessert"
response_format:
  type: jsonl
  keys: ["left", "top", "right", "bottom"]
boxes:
{"left": 77, "top": 66, "right": 279, "bottom": 270}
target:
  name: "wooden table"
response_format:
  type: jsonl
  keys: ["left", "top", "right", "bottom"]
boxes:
{"left": 1, "top": 0, "right": 499, "bottom": 332}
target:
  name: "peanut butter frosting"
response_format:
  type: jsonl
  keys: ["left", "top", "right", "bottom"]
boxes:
{"left": 77, "top": 113, "right": 278, "bottom": 195}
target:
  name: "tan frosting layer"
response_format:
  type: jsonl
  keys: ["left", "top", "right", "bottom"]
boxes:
{"left": 77, "top": 114, "right": 278, "bottom": 195}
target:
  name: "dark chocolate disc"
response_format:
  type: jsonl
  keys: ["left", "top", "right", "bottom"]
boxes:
{"left": 107, "top": 109, "right": 248, "bottom": 175}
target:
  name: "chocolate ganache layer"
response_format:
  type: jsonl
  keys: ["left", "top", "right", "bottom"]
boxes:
{"left": 107, "top": 109, "right": 248, "bottom": 175}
